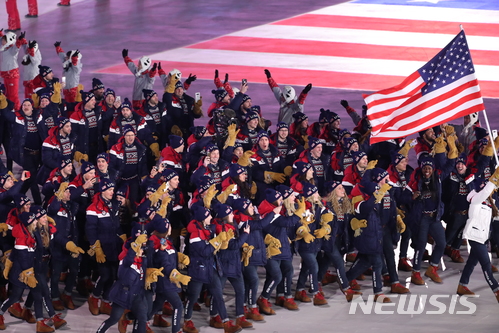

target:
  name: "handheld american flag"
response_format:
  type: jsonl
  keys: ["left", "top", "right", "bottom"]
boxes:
{"left": 364, "top": 30, "right": 485, "bottom": 144}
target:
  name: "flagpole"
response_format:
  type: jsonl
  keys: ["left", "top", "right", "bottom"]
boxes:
{"left": 481, "top": 110, "right": 499, "bottom": 166}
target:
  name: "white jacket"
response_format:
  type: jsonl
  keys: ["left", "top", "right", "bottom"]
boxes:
{"left": 463, "top": 181, "right": 497, "bottom": 244}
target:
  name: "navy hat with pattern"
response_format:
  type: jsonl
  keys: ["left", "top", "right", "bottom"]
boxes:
{"left": 121, "top": 98, "right": 132, "bottom": 110}
{"left": 104, "top": 88, "right": 115, "bottom": 97}
{"left": 123, "top": 124, "right": 135, "bottom": 135}
{"left": 38, "top": 65, "right": 52, "bottom": 77}
{"left": 456, "top": 153, "right": 467, "bottom": 166}
{"left": 30, "top": 205, "right": 46, "bottom": 220}
{"left": 100, "top": 178, "right": 115, "bottom": 192}
{"left": 257, "top": 130, "right": 269, "bottom": 143}
{"left": 205, "top": 143, "right": 219, "bottom": 154}
{"left": 0, "top": 173, "right": 11, "bottom": 187}
{"left": 292, "top": 112, "right": 308, "bottom": 124}
{"left": 352, "top": 150, "right": 367, "bottom": 165}
{"left": 175, "top": 81, "right": 184, "bottom": 89}
{"left": 419, "top": 155, "right": 434, "bottom": 169}
{"left": 295, "top": 161, "right": 312, "bottom": 175}
{"left": 193, "top": 206, "right": 211, "bottom": 222}
{"left": 59, "top": 157, "right": 72, "bottom": 169}
{"left": 57, "top": 117, "right": 70, "bottom": 129}
{"left": 116, "top": 184, "right": 129, "bottom": 199}
{"left": 162, "top": 168, "right": 178, "bottom": 182}
{"left": 276, "top": 185, "right": 293, "bottom": 200}
{"left": 215, "top": 204, "right": 233, "bottom": 219}
{"left": 245, "top": 111, "right": 259, "bottom": 122}
{"left": 19, "top": 211, "right": 36, "bottom": 228}
{"left": 343, "top": 137, "right": 358, "bottom": 151}
{"left": 142, "top": 89, "right": 157, "bottom": 102}
{"left": 325, "top": 181, "right": 342, "bottom": 194}
{"left": 308, "top": 136, "right": 321, "bottom": 150}
{"left": 212, "top": 88, "right": 228, "bottom": 102}
{"left": 96, "top": 152, "right": 110, "bottom": 163}
{"left": 36, "top": 87, "right": 51, "bottom": 100}
{"left": 265, "top": 188, "right": 282, "bottom": 203}
{"left": 276, "top": 122, "right": 289, "bottom": 131}
{"left": 371, "top": 168, "right": 388, "bottom": 183}
{"left": 14, "top": 194, "right": 30, "bottom": 208}
{"left": 229, "top": 163, "right": 246, "bottom": 178}
{"left": 198, "top": 176, "right": 214, "bottom": 195}
{"left": 92, "top": 78, "right": 105, "bottom": 91}
{"left": 169, "top": 135, "right": 184, "bottom": 149}
{"left": 241, "top": 94, "right": 251, "bottom": 103}
{"left": 319, "top": 108, "right": 330, "bottom": 123}
{"left": 329, "top": 112, "right": 340, "bottom": 122}
{"left": 391, "top": 151, "right": 406, "bottom": 166}
{"left": 303, "top": 182, "right": 318, "bottom": 197}
{"left": 233, "top": 198, "right": 251, "bottom": 214}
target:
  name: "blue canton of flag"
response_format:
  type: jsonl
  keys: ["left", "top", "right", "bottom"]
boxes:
{"left": 418, "top": 31, "right": 474, "bottom": 95}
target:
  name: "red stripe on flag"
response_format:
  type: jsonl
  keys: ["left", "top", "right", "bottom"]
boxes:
{"left": 186, "top": 36, "right": 499, "bottom": 66}
{"left": 95, "top": 61, "right": 499, "bottom": 98}
{"left": 273, "top": 14, "right": 499, "bottom": 37}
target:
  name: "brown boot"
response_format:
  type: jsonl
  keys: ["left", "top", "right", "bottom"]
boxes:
{"left": 0, "top": 314, "right": 5, "bottom": 330}
{"left": 21, "top": 307, "right": 36, "bottom": 323}
{"left": 457, "top": 285, "right": 475, "bottom": 296}
{"left": 193, "top": 302, "right": 201, "bottom": 311}
{"left": 313, "top": 293, "right": 328, "bottom": 306}
{"left": 223, "top": 320, "right": 242, "bottom": 333}
{"left": 146, "top": 322, "right": 154, "bottom": 333}
{"left": 162, "top": 301, "right": 173, "bottom": 315}
{"left": 492, "top": 265, "right": 499, "bottom": 273}
{"left": 411, "top": 271, "right": 425, "bottom": 285}
{"left": 374, "top": 294, "right": 392, "bottom": 303}
{"left": 153, "top": 314, "right": 171, "bottom": 327}
{"left": 99, "top": 300, "right": 112, "bottom": 315}
{"left": 444, "top": 245, "right": 452, "bottom": 257}
{"left": 209, "top": 315, "right": 224, "bottom": 329}
{"left": 61, "top": 293, "right": 75, "bottom": 310}
{"left": 383, "top": 275, "right": 391, "bottom": 287}
{"left": 118, "top": 311, "right": 131, "bottom": 333}
{"left": 76, "top": 279, "right": 90, "bottom": 297}
{"left": 52, "top": 299, "right": 64, "bottom": 311}
{"left": 349, "top": 279, "right": 361, "bottom": 291}
{"left": 451, "top": 249, "right": 464, "bottom": 263}
{"left": 245, "top": 306, "right": 264, "bottom": 321}
{"left": 390, "top": 283, "right": 409, "bottom": 294}
{"left": 257, "top": 296, "right": 275, "bottom": 315}
{"left": 294, "top": 290, "right": 311, "bottom": 303}
{"left": 398, "top": 258, "right": 413, "bottom": 272}
{"left": 425, "top": 265, "right": 443, "bottom": 283}
{"left": 236, "top": 315, "right": 253, "bottom": 329}
{"left": 344, "top": 288, "right": 362, "bottom": 302}
{"left": 321, "top": 272, "right": 337, "bottom": 286}
{"left": 495, "top": 291, "right": 499, "bottom": 303}
{"left": 52, "top": 313, "right": 67, "bottom": 329}
{"left": 346, "top": 252, "right": 357, "bottom": 263}
{"left": 36, "top": 319, "right": 55, "bottom": 333}
{"left": 274, "top": 296, "right": 285, "bottom": 307}
{"left": 183, "top": 319, "right": 199, "bottom": 333}
{"left": 283, "top": 297, "right": 299, "bottom": 310}
{"left": 8, "top": 302, "right": 23, "bottom": 319}
{"left": 88, "top": 295, "right": 100, "bottom": 315}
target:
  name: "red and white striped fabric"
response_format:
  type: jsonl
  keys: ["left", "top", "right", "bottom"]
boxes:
{"left": 365, "top": 31, "right": 485, "bottom": 144}
{"left": 96, "top": 2, "right": 499, "bottom": 98}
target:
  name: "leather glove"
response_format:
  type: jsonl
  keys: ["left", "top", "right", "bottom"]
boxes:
{"left": 264, "top": 171, "right": 286, "bottom": 184}
{"left": 366, "top": 159, "right": 378, "bottom": 170}
{"left": 489, "top": 167, "right": 499, "bottom": 187}
{"left": 398, "top": 139, "right": 416, "bottom": 157}
{"left": 446, "top": 134, "right": 459, "bottom": 159}
{"left": 171, "top": 124, "right": 183, "bottom": 137}
{"left": 0, "top": 223, "right": 8, "bottom": 237}
{"left": 30, "top": 92, "right": 39, "bottom": 108}
{"left": 75, "top": 84, "right": 84, "bottom": 102}
{"left": 0, "top": 93, "right": 7, "bottom": 110}
{"left": 396, "top": 215, "right": 406, "bottom": 234}
{"left": 193, "top": 98, "right": 203, "bottom": 116}
{"left": 149, "top": 143, "right": 161, "bottom": 161}
{"left": 169, "top": 268, "right": 191, "bottom": 288}
{"left": 66, "top": 241, "right": 85, "bottom": 255}
{"left": 157, "top": 196, "right": 172, "bottom": 218}
{"left": 350, "top": 218, "right": 367, "bottom": 237}
{"left": 55, "top": 182, "right": 69, "bottom": 201}
{"left": 241, "top": 243, "right": 254, "bottom": 266}
{"left": 122, "top": 48, "right": 128, "bottom": 58}
{"left": 217, "top": 184, "right": 236, "bottom": 204}
{"left": 221, "top": 229, "right": 235, "bottom": 251}
{"left": 433, "top": 136, "right": 447, "bottom": 154}
{"left": 264, "top": 69, "right": 271, "bottom": 79}
{"left": 283, "top": 166, "right": 292, "bottom": 177}
{"left": 303, "top": 135, "right": 309, "bottom": 149}
{"left": 237, "top": 151, "right": 254, "bottom": 167}
{"left": 264, "top": 234, "right": 282, "bottom": 259}
{"left": 19, "top": 267, "right": 38, "bottom": 288}
{"left": 119, "top": 234, "right": 127, "bottom": 243}
{"left": 51, "top": 82, "right": 62, "bottom": 103}
{"left": 223, "top": 123, "right": 239, "bottom": 149}
{"left": 73, "top": 151, "right": 88, "bottom": 164}
{"left": 209, "top": 232, "right": 227, "bottom": 253}
{"left": 185, "top": 73, "right": 197, "bottom": 85}
{"left": 320, "top": 212, "right": 334, "bottom": 226}
{"left": 178, "top": 252, "right": 190, "bottom": 270}
{"left": 373, "top": 183, "right": 392, "bottom": 204}
{"left": 88, "top": 240, "right": 106, "bottom": 263}
{"left": 397, "top": 208, "right": 406, "bottom": 220}
{"left": 294, "top": 197, "right": 306, "bottom": 218}
{"left": 3, "top": 258, "right": 12, "bottom": 280}
{"left": 47, "top": 216, "right": 56, "bottom": 225}
{"left": 180, "top": 228, "right": 187, "bottom": 237}
{"left": 166, "top": 75, "right": 178, "bottom": 94}
{"left": 203, "top": 184, "right": 218, "bottom": 209}
{"left": 302, "top": 83, "right": 312, "bottom": 94}
{"left": 340, "top": 100, "right": 349, "bottom": 108}
{"left": 444, "top": 125, "right": 455, "bottom": 137}
{"left": 54, "top": 41, "right": 61, "bottom": 47}
{"left": 250, "top": 181, "right": 257, "bottom": 199}
{"left": 130, "top": 234, "right": 148, "bottom": 254}
{"left": 296, "top": 225, "right": 315, "bottom": 243}
{"left": 314, "top": 225, "right": 331, "bottom": 239}
{"left": 145, "top": 267, "right": 164, "bottom": 290}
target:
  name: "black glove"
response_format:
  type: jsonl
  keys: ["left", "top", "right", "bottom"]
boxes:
{"left": 303, "top": 83, "right": 312, "bottom": 94}
{"left": 264, "top": 69, "right": 271, "bottom": 79}
{"left": 151, "top": 63, "right": 157, "bottom": 72}
{"left": 73, "top": 49, "right": 80, "bottom": 58}
{"left": 362, "top": 105, "right": 368, "bottom": 113}
{"left": 340, "top": 100, "right": 349, "bottom": 108}
{"left": 28, "top": 40, "right": 37, "bottom": 49}
{"left": 19, "top": 31, "right": 26, "bottom": 40}
{"left": 158, "top": 62, "right": 162, "bottom": 70}
{"left": 186, "top": 73, "right": 197, "bottom": 84}
{"left": 122, "top": 49, "right": 128, "bottom": 58}
{"left": 54, "top": 41, "right": 61, "bottom": 47}
{"left": 214, "top": 69, "right": 219, "bottom": 79}
{"left": 224, "top": 73, "right": 229, "bottom": 84}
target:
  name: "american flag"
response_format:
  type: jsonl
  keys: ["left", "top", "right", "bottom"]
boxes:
{"left": 365, "top": 30, "right": 485, "bottom": 144}
{"left": 96, "top": 1, "right": 499, "bottom": 100}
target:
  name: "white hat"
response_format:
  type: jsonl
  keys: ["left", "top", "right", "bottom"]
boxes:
{"left": 1, "top": 32, "right": 17, "bottom": 50}
{"left": 282, "top": 86, "right": 296, "bottom": 104}
{"left": 136, "top": 56, "right": 152, "bottom": 77}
